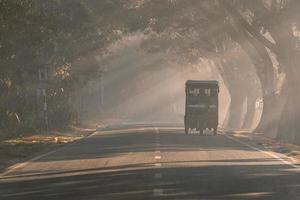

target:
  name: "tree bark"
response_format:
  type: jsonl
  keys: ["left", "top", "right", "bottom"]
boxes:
{"left": 276, "top": 62, "right": 300, "bottom": 143}
{"left": 225, "top": 23, "right": 278, "bottom": 135}
{"left": 241, "top": 93, "right": 257, "bottom": 130}
{"left": 226, "top": 89, "right": 247, "bottom": 129}
{"left": 214, "top": 59, "right": 248, "bottom": 130}
{"left": 222, "top": 1, "right": 300, "bottom": 140}
{"left": 265, "top": 9, "right": 300, "bottom": 143}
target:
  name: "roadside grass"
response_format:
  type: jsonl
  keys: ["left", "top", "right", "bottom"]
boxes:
{"left": 0, "top": 126, "right": 96, "bottom": 173}
{"left": 229, "top": 130, "right": 300, "bottom": 164}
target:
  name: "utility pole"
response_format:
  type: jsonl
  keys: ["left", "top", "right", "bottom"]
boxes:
{"left": 100, "top": 73, "right": 104, "bottom": 107}
{"left": 37, "top": 66, "right": 48, "bottom": 132}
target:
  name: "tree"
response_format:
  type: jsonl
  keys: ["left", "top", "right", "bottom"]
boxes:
{"left": 223, "top": 0, "right": 300, "bottom": 143}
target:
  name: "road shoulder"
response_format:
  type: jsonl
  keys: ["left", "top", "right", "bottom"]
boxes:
{"left": 225, "top": 130, "right": 300, "bottom": 167}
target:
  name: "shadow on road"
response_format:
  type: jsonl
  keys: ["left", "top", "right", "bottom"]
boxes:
{"left": 1, "top": 124, "right": 300, "bottom": 200}
{"left": 28, "top": 126, "right": 264, "bottom": 163}
{"left": 1, "top": 163, "right": 300, "bottom": 200}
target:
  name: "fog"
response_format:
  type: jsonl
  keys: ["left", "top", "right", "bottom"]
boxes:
{"left": 3, "top": 0, "right": 299, "bottom": 143}
{"left": 72, "top": 33, "right": 261, "bottom": 128}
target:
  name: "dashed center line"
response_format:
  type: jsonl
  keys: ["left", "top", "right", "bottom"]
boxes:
{"left": 153, "top": 127, "right": 163, "bottom": 196}
{"left": 155, "top": 155, "right": 161, "bottom": 160}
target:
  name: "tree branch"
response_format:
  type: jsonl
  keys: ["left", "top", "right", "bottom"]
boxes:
{"left": 220, "top": 1, "right": 278, "bottom": 54}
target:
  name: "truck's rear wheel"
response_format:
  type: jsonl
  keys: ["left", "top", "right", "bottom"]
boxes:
{"left": 213, "top": 128, "right": 217, "bottom": 135}
{"left": 200, "top": 129, "right": 204, "bottom": 135}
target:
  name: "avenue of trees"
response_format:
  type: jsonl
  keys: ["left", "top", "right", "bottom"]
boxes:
{"left": 1, "top": 0, "right": 300, "bottom": 144}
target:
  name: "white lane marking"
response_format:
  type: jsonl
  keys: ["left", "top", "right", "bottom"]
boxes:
{"left": 153, "top": 189, "right": 163, "bottom": 196}
{"left": 155, "top": 155, "right": 161, "bottom": 160}
{"left": 155, "top": 173, "right": 162, "bottom": 179}
{"left": 155, "top": 150, "right": 161, "bottom": 154}
{"left": 154, "top": 163, "right": 162, "bottom": 167}
{"left": 0, "top": 131, "right": 98, "bottom": 177}
{"left": 224, "top": 134, "right": 300, "bottom": 169}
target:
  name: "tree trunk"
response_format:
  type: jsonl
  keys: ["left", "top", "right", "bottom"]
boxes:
{"left": 277, "top": 72, "right": 300, "bottom": 144}
{"left": 277, "top": 89, "right": 294, "bottom": 142}
{"left": 213, "top": 59, "right": 248, "bottom": 130}
{"left": 226, "top": 91, "right": 247, "bottom": 129}
{"left": 224, "top": 2, "right": 300, "bottom": 140}
{"left": 241, "top": 94, "right": 257, "bottom": 130}
{"left": 267, "top": 13, "right": 300, "bottom": 143}
{"left": 255, "top": 93, "right": 284, "bottom": 137}
{"left": 229, "top": 26, "right": 277, "bottom": 134}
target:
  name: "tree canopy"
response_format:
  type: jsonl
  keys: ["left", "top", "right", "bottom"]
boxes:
{"left": 1, "top": 0, "right": 300, "bottom": 144}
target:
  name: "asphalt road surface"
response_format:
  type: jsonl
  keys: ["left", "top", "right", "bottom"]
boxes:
{"left": 1, "top": 123, "right": 300, "bottom": 200}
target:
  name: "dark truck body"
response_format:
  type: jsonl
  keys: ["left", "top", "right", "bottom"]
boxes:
{"left": 184, "top": 80, "right": 219, "bottom": 134}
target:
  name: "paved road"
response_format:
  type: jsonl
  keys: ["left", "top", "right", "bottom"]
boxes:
{"left": 1, "top": 123, "right": 300, "bottom": 200}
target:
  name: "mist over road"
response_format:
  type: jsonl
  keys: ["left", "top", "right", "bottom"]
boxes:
{"left": 1, "top": 123, "right": 300, "bottom": 200}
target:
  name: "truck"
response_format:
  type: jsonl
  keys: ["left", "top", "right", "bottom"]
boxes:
{"left": 184, "top": 80, "right": 219, "bottom": 135}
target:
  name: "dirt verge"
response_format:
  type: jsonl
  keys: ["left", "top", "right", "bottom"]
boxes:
{"left": 0, "top": 126, "right": 97, "bottom": 173}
